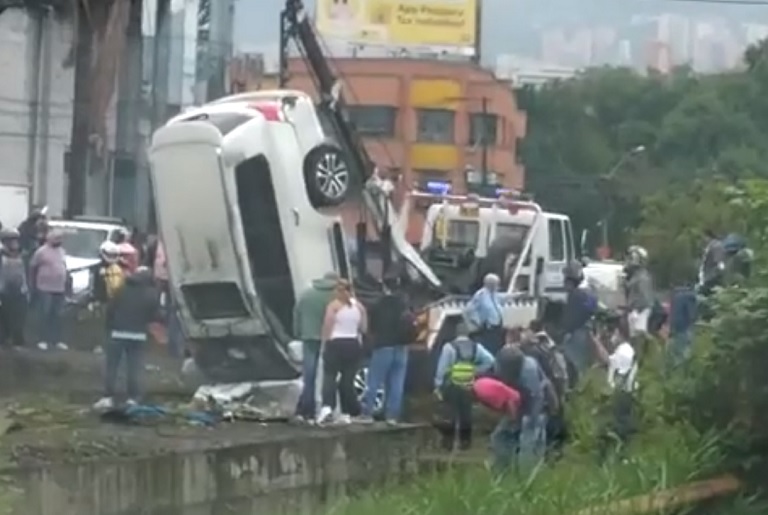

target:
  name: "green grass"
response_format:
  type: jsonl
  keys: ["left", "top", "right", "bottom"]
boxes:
{"left": 328, "top": 421, "right": 723, "bottom": 515}
{"left": 328, "top": 343, "right": 761, "bottom": 515}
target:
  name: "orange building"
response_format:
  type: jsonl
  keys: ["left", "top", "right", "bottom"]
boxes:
{"left": 238, "top": 56, "right": 527, "bottom": 242}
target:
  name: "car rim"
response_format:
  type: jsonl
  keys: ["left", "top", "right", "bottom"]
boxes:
{"left": 316, "top": 152, "right": 349, "bottom": 199}
{"left": 354, "top": 367, "right": 384, "bottom": 412}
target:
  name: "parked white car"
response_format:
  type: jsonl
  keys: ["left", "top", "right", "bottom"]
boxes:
{"left": 47, "top": 216, "right": 128, "bottom": 297}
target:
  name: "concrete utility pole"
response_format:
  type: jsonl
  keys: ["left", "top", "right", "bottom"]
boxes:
{"left": 148, "top": 0, "right": 171, "bottom": 232}
{"left": 67, "top": 1, "right": 93, "bottom": 217}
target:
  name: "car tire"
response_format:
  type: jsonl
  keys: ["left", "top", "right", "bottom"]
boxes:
{"left": 355, "top": 366, "right": 384, "bottom": 413}
{"left": 303, "top": 144, "right": 351, "bottom": 208}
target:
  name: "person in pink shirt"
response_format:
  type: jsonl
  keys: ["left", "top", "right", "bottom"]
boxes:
{"left": 29, "top": 229, "right": 69, "bottom": 351}
{"left": 472, "top": 376, "right": 522, "bottom": 475}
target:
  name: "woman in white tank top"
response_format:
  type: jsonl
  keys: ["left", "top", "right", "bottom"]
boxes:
{"left": 317, "top": 279, "right": 367, "bottom": 424}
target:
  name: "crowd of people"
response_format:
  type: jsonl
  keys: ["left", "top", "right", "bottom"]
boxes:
{"left": 1, "top": 204, "right": 750, "bottom": 472}
{"left": 292, "top": 228, "right": 749, "bottom": 477}
{"left": 292, "top": 273, "right": 416, "bottom": 426}
{"left": 0, "top": 208, "right": 185, "bottom": 409}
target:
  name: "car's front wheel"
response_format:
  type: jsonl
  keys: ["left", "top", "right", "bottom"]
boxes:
{"left": 303, "top": 144, "right": 351, "bottom": 208}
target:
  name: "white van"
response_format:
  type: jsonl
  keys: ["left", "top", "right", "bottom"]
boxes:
{"left": 149, "top": 97, "right": 352, "bottom": 382}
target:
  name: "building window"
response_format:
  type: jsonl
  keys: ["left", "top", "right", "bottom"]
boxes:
{"left": 348, "top": 105, "right": 397, "bottom": 137}
{"left": 416, "top": 109, "right": 455, "bottom": 143}
{"left": 468, "top": 113, "right": 498, "bottom": 146}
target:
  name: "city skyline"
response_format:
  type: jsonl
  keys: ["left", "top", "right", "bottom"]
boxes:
{"left": 233, "top": 0, "right": 768, "bottom": 73}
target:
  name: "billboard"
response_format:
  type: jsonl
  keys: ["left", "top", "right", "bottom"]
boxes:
{"left": 315, "top": 0, "right": 478, "bottom": 56}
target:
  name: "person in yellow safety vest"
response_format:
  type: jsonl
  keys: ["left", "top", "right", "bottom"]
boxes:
{"left": 433, "top": 321, "right": 495, "bottom": 451}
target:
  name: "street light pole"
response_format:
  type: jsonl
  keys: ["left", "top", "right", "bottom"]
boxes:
{"left": 600, "top": 145, "right": 645, "bottom": 252}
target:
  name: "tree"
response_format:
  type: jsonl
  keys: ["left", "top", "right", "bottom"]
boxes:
{"left": 522, "top": 41, "right": 768, "bottom": 254}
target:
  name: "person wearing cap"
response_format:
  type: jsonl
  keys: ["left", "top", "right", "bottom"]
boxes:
{"left": 359, "top": 275, "right": 413, "bottom": 424}
{"left": 93, "top": 266, "right": 162, "bottom": 410}
{"left": 590, "top": 326, "right": 638, "bottom": 462}
{"left": 292, "top": 271, "right": 339, "bottom": 423}
{"left": 625, "top": 246, "right": 654, "bottom": 340}
{"left": 464, "top": 273, "right": 507, "bottom": 355}
{"left": 29, "top": 229, "right": 69, "bottom": 351}
{"left": 561, "top": 259, "right": 598, "bottom": 384}
{"left": 0, "top": 228, "right": 28, "bottom": 347}
{"left": 434, "top": 321, "right": 495, "bottom": 451}
{"left": 18, "top": 206, "right": 48, "bottom": 262}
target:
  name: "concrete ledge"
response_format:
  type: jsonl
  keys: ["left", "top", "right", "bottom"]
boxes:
{"left": 9, "top": 424, "right": 436, "bottom": 515}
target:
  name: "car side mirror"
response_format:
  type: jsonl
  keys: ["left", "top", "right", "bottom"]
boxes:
{"left": 535, "top": 256, "right": 544, "bottom": 276}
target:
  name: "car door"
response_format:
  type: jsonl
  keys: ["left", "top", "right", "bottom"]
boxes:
{"left": 543, "top": 217, "right": 568, "bottom": 300}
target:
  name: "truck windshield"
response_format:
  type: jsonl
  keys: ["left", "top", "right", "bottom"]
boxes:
{"left": 446, "top": 220, "right": 480, "bottom": 247}
{"left": 495, "top": 223, "right": 528, "bottom": 247}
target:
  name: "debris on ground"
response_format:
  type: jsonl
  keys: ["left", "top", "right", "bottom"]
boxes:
{"left": 192, "top": 380, "right": 302, "bottom": 422}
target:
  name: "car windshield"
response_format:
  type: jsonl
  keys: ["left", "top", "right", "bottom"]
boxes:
{"left": 55, "top": 226, "right": 109, "bottom": 259}
{"left": 446, "top": 220, "right": 480, "bottom": 247}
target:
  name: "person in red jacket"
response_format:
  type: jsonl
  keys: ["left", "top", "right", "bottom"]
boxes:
{"left": 473, "top": 376, "right": 522, "bottom": 475}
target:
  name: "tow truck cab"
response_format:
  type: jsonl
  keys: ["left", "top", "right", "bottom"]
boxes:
{"left": 414, "top": 185, "right": 577, "bottom": 302}
{"left": 149, "top": 93, "right": 353, "bottom": 383}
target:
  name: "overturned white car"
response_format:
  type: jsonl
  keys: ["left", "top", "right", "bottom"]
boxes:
{"left": 149, "top": 91, "right": 354, "bottom": 383}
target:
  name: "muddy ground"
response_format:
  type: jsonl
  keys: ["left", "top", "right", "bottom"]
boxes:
{"left": 0, "top": 343, "right": 206, "bottom": 466}
{"left": 0, "top": 344, "right": 454, "bottom": 470}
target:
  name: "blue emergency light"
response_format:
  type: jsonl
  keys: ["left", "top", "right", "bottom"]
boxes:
{"left": 425, "top": 181, "right": 451, "bottom": 195}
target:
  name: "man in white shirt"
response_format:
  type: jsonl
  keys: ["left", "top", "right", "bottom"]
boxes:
{"left": 591, "top": 330, "right": 638, "bottom": 462}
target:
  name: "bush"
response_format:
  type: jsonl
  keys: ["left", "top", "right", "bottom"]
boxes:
{"left": 328, "top": 358, "right": 738, "bottom": 514}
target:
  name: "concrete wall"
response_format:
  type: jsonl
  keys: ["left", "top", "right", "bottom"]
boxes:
{"left": 0, "top": 8, "right": 117, "bottom": 219}
{"left": 11, "top": 425, "right": 436, "bottom": 515}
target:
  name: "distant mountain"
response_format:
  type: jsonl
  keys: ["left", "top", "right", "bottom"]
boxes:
{"left": 233, "top": 0, "right": 768, "bottom": 67}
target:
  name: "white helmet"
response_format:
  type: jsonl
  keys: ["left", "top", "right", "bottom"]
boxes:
{"left": 99, "top": 241, "right": 120, "bottom": 263}
{"left": 626, "top": 245, "right": 648, "bottom": 267}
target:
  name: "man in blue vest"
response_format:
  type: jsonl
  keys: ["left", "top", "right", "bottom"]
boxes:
{"left": 434, "top": 322, "right": 495, "bottom": 451}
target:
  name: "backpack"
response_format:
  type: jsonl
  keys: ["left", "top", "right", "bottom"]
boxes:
{"left": 102, "top": 264, "right": 126, "bottom": 300}
{"left": 521, "top": 335, "right": 569, "bottom": 400}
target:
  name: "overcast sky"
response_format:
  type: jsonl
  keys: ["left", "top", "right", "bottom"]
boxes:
{"left": 232, "top": 0, "right": 768, "bottom": 65}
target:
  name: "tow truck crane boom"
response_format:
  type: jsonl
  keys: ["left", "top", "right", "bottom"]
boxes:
{"left": 279, "top": 0, "right": 441, "bottom": 288}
